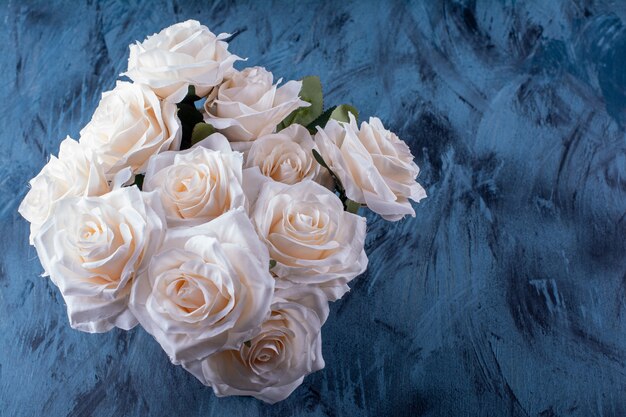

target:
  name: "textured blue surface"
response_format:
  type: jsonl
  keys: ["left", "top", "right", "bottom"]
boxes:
{"left": 2, "top": 0, "right": 626, "bottom": 416}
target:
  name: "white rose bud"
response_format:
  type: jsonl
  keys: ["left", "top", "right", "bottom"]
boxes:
{"left": 204, "top": 67, "right": 309, "bottom": 143}
{"left": 315, "top": 114, "right": 427, "bottom": 221}
{"left": 32, "top": 186, "right": 166, "bottom": 333}
{"left": 143, "top": 133, "right": 246, "bottom": 226}
{"left": 123, "top": 20, "right": 240, "bottom": 103}
{"left": 80, "top": 81, "right": 181, "bottom": 178}
{"left": 18, "top": 137, "right": 109, "bottom": 244}
{"left": 129, "top": 208, "right": 275, "bottom": 363}
{"left": 183, "top": 286, "right": 328, "bottom": 404}
{"left": 250, "top": 179, "right": 368, "bottom": 301}
{"left": 245, "top": 124, "right": 321, "bottom": 185}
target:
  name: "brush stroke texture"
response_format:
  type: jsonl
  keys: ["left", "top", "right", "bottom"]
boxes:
{"left": 1, "top": 0, "right": 626, "bottom": 416}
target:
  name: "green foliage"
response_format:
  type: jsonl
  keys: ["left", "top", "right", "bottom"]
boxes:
{"left": 329, "top": 104, "right": 358, "bottom": 123}
{"left": 305, "top": 104, "right": 359, "bottom": 133}
{"left": 345, "top": 199, "right": 361, "bottom": 214}
{"left": 305, "top": 106, "right": 336, "bottom": 133}
{"left": 277, "top": 76, "right": 323, "bottom": 130}
{"left": 276, "top": 76, "right": 359, "bottom": 135}
{"left": 190, "top": 123, "right": 216, "bottom": 145}
{"left": 312, "top": 148, "right": 329, "bottom": 170}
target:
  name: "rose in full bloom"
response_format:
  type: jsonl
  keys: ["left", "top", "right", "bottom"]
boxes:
{"left": 123, "top": 20, "right": 240, "bottom": 103}
{"left": 129, "top": 208, "right": 275, "bottom": 364}
{"left": 244, "top": 124, "right": 321, "bottom": 185}
{"left": 204, "top": 66, "right": 309, "bottom": 143}
{"left": 32, "top": 186, "right": 166, "bottom": 333}
{"left": 79, "top": 81, "right": 181, "bottom": 178}
{"left": 315, "top": 114, "right": 427, "bottom": 221}
{"left": 18, "top": 137, "right": 109, "bottom": 244}
{"left": 183, "top": 286, "right": 328, "bottom": 404}
{"left": 143, "top": 133, "right": 246, "bottom": 226}
{"left": 249, "top": 179, "right": 367, "bottom": 301}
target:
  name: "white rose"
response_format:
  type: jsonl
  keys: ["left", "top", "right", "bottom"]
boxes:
{"left": 80, "top": 81, "right": 181, "bottom": 178}
{"left": 204, "top": 67, "right": 309, "bottom": 143}
{"left": 250, "top": 179, "right": 367, "bottom": 301}
{"left": 123, "top": 20, "right": 240, "bottom": 103}
{"left": 315, "top": 114, "right": 427, "bottom": 221}
{"left": 245, "top": 124, "right": 321, "bottom": 185}
{"left": 129, "top": 208, "right": 275, "bottom": 363}
{"left": 183, "top": 286, "right": 328, "bottom": 404}
{"left": 33, "top": 186, "right": 166, "bottom": 333}
{"left": 143, "top": 133, "right": 245, "bottom": 226}
{"left": 18, "top": 137, "right": 109, "bottom": 244}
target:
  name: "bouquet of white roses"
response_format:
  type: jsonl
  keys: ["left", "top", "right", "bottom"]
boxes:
{"left": 19, "top": 20, "right": 426, "bottom": 403}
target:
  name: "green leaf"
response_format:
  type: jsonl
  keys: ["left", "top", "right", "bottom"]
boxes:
{"left": 345, "top": 198, "right": 361, "bottom": 214}
{"left": 269, "top": 259, "right": 277, "bottom": 270}
{"left": 244, "top": 340, "right": 251, "bottom": 348}
{"left": 133, "top": 174, "right": 144, "bottom": 190}
{"left": 330, "top": 104, "right": 359, "bottom": 123}
{"left": 311, "top": 149, "right": 329, "bottom": 169}
{"left": 191, "top": 123, "right": 216, "bottom": 145}
{"left": 277, "top": 76, "right": 323, "bottom": 130}
{"left": 305, "top": 104, "right": 359, "bottom": 133}
{"left": 305, "top": 106, "right": 337, "bottom": 133}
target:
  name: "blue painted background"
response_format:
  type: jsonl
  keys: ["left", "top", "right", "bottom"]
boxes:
{"left": 2, "top": 0, "right": 626, "bottom": 416}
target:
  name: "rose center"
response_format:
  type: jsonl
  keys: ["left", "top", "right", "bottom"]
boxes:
{"left": 169, "top": 276, "right": 212, "bottom": 313}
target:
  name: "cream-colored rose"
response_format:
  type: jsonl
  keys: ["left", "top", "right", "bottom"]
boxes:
{"left": 129, "top": 208, "right": 275, "bottom": 364}
{"left": 123, "top": 20, "right": 240, "bottom": 103}
{"left": 315, "top": 114, "right": 426, "bottom": 221}
{"left": 204, "top": 67, "right": 309, "bottom": 143}
{"left": 143, "top": 133, "right": 245, "bottom": 226}
{"left": 245, "top": 124, "right": 321, "bottom": 185}
{"left": 18, "top": 137, "right": 109, "bottom": 244}
{"left": 79, "top": 81, "right": 181, "bottom": 178}
{"left": 250, "top": 180, "right": 367, "bottom": 301}
{"left": 33, "top": 187, "right": 166, "bottom": 333}
{"left": 183, "top": 286, "right": 328, "bottom": 404}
